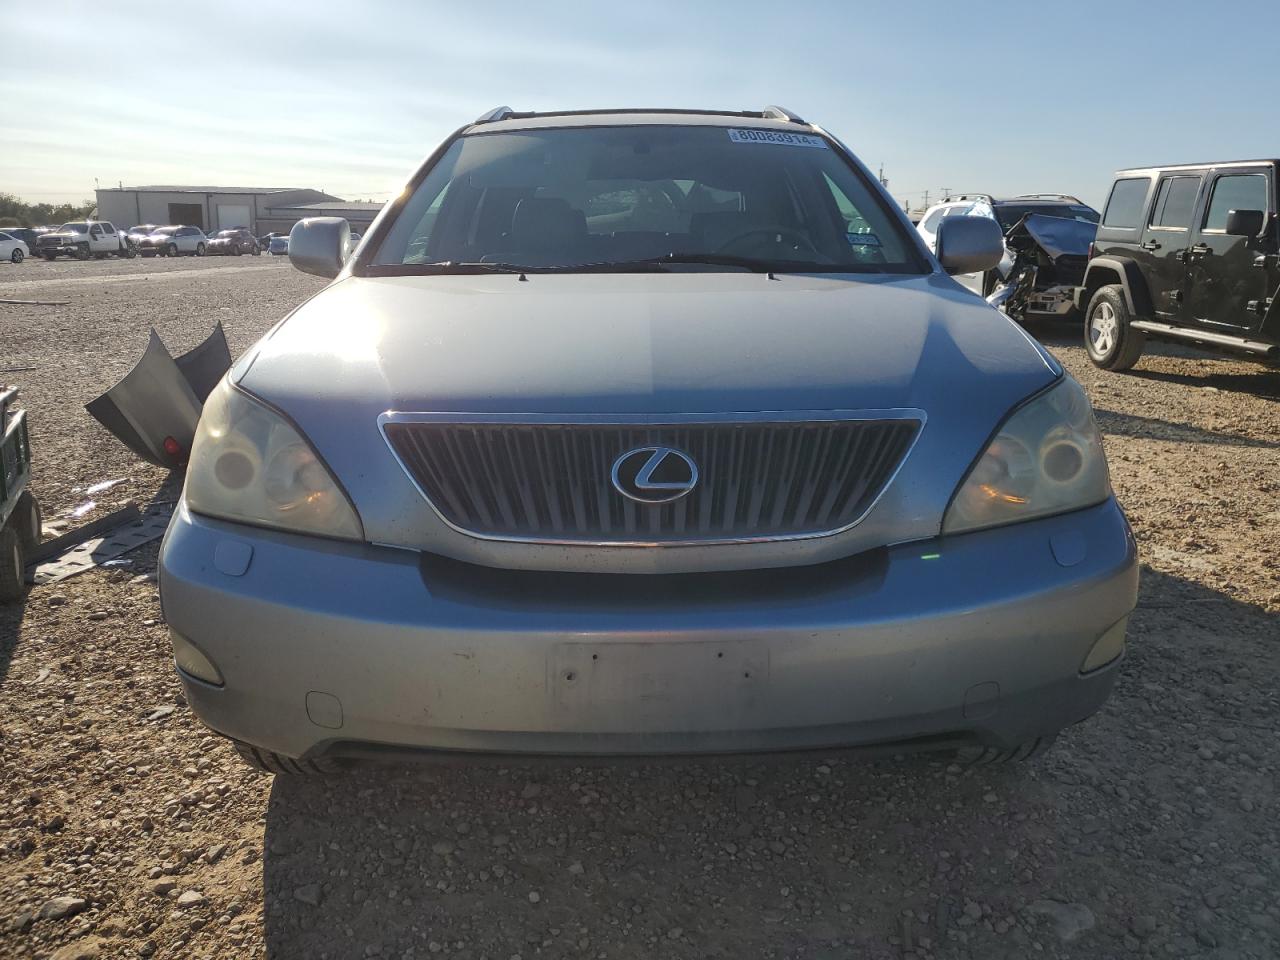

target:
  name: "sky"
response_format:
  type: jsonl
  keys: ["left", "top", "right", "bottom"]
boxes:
{"left": 5, "top": 0, "right": 1280, "bottom": 213}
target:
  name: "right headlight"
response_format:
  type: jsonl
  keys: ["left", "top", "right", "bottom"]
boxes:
{"left": 184, "top": 377, "right": 363, "bottom": 541}
{"left": 942, "top": 375, "right": 1111, "bottom": 535}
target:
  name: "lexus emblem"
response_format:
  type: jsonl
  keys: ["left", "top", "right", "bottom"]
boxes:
{"left": 610, "top": 446, "right": 699, "bottom": 504}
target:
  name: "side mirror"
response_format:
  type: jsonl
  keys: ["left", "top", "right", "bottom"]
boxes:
{"left": 935, "top": 215, "right": 1004, "bottom": 275}
{"left": 1224, "top": 208, "right": 1264, "bottom": 237}
{"left": 289, "top": 217, "right": 350, "bottom": 279}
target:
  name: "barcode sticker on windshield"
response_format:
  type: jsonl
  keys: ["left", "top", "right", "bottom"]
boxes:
{"left": 728, "top": 128, "right": 827, "bottom": 148}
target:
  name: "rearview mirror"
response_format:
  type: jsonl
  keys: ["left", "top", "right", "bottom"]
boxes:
{"left": 1224, "top": 208, "right": 1264, "bottom": 237}
{"left": 935, "top": 215, "right": 1003, "bottom": 275}
{"left": 289, "top": 217, "right": 350, "bottom": 279}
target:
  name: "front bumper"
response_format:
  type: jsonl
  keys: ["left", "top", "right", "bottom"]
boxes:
{"left": 159, "top": 498, "right": 1138, "bottom": 761}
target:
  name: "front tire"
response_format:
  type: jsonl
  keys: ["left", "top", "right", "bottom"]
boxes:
{"left": 167, "top": 243, "right": 178, "bottom": 258}
{"left": 13, "top": 491, "right": 41, "bottom": 552}
{"left": 956, "top": 735, "right": 1056, "bottom": 765}
{"left": 1085, "top": 285, "right": 1145, "bottom": 371}
{"left": 232, "top": 740, "right": 344, "bottom": 776}
{"left": 75, "top": 244, "right": 90, "bottom": 260}
{"left": 10, "top": 249, "right": 23, "bottom": 264}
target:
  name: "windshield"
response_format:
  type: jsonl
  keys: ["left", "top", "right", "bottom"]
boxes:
{"left": 153, "top": 227, "right": 178, "bottom": 235}
{"left": 993, "top": 203, "right": 1099, "bottom": 230}
{"left": 130, "top": 225, "right": 155, "bottom": 233}
{"left": 216, "top": 230, "right": 237, "bottom": 238}
{"left": 370, "top": 124, "right": 924, "bottom": 274}
{"left": 58, "top": 222, "right": 89, "bottom": 232}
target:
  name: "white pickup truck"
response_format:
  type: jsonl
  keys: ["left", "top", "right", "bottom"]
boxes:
{"left": 35, "top": 220, "right": 136, "bottom": 260}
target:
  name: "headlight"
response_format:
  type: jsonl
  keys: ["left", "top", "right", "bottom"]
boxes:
{"left": 184, "top": 378, "right": 362, "bottom": 540}
{"left": 942, "top": 376, "right": 1110, "bottom": 535}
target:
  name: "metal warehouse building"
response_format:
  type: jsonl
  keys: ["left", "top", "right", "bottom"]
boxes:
{"left": 94, "top": 185, "right": 383, "bottom": 235}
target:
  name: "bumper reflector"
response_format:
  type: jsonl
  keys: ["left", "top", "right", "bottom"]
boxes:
{"left": 170, "top": 628, "right": 224, "bottom": 686}
{"left": 1081, "top": 616, "right": 1128, "bottom": 673}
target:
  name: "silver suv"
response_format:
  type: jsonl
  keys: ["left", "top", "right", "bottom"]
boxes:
{"left": 159, "top": 106, "right": 1137, "bottom": 774}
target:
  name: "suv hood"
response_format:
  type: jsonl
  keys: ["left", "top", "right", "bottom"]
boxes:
{"left": 235, "top": 272, "right": 1059, "bottom": 570}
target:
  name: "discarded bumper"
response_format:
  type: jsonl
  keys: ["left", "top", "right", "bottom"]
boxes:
{"left": 85, "top": 325, "right": 230, "bottom": 468}
{"left": 160, "top": 497, "right": 1139, "bottom": 761}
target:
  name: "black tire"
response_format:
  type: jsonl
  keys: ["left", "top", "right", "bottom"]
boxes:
{"left": 1084, "top": 285, "right": 1145, "bottom": 371}
{"left": 13, "top": 491, "right": 40, "bottom": 551}
{"left": 10, "top": 248, "right": 24, "bottom": 264}
{"left": 43, "top": 253, "right": 57, "bottom": 261}
{"left": 167, "top": 243, "right": 178, "bottom": 258}
{"left": 75, "top": 244, "right": 90, "bottom": 260}
{"left": 0, "top": 525, "right": 26, "bottom": 603}
{"left": 251, "top": 245, "right": 260, "bottom": 256}
{"left": 232, "top": 243, "right": 242, "bottom": 256}
{"left": 232, "top": 740, "right": 344, "bottom": 776}
{"left": 196, "top": 242, "right": 206, "bottom": 257}
{"left": 956, "top": 736, "right": 1056, "bottom": 765}
{"left": 119, "top": 245, "right": 136, "bottom": 259}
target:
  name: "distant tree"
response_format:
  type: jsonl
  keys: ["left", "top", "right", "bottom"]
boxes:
{"left": 0, "top": 192, "right": 96, "bottom": 226}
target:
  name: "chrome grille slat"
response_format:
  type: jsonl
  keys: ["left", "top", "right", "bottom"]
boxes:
{"left": 383, "top": 415, "right": 921, "bottom": 545}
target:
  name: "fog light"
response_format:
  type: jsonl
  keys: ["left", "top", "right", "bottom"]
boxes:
{"left": 1081, "top": 616, "right": 1128, "bottom": 673}
{"left": 170, "top": 628, "right": 224, "bottom": 686}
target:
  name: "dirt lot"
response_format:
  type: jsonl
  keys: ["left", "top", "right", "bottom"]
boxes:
{"left": 1, "top": 255, "right": 1277, "bottom": 960}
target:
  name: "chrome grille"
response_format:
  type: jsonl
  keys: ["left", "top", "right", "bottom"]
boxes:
{"left": 382, "top": 414, "right": 921, "bottom": 544}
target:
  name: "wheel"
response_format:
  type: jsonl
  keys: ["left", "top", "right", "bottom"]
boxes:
{"left": 196, "top": 242, "right": 206, "bottom": 257}
{"left": 252, "top": 245, "right": 260, "bottom": 256}
{"left": 232, "top": 243, "right": 242, "bottom": 256}
{"left": 118, "top": 245, "right": 136, "bottom": 259}
{"left": 74, "top": 244, "right": 90, "bottom": 260}
{"left": 13, "top": 492, "right": 40, "bottom": 551}
{"left": 42, "top": 253, "right": 57, "bottom": 261}
{"left": 1085, "top": 285, "right": 1145, "bottom": 371}
{"left": 956, "top": 736, "right": 1056, "bottom": 765}
{"left": 167, "top": 243, "right": 178, "bottom": 258}
{"left": 232, "top": 740, "right": 344, "bottom": 776}
{"left": 0, "top": 524, "right": 26, "bottom": 603}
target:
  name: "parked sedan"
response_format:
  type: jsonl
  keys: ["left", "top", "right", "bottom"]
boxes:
{"left": 0, "top": 228, "right": 43, "bottom": 253}
{"left": 138, "top": 226, "right": 207, "bottom": 257}
{"left": 206, "top": 228, "right": 261, "bottom": 256}
{"left": 0, "top": 231, "right": 30, "bottom": 263}
{"left": 157, "top": 106, "right": 1137, "bottom": 776}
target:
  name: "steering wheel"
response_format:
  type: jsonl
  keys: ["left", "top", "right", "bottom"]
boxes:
{"left": 716, "top": 226, "right": 819, "bottom": 257}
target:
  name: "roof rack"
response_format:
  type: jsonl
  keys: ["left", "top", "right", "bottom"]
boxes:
{"left": 1013, "top": 193, "right": 1084, "bottom": 203}
{"left": 474, "top": 106, "right": 514, "bottom": 124}
{"left": 471, "top": 105, "right": 807, "bottom": 125}
{"left": 942, "top": 193, "right": 996, "bottom": 204}
{"left": 761, "top": 105, "right": 805, "bottom": 123}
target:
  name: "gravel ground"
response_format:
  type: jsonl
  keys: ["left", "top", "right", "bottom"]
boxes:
{"left": 0, "top": 256, "right": 1277, "bottom": 960}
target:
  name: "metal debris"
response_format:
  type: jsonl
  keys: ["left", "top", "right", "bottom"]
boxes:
{"left": 0, "top": 298, "right": 70, "bottom": 306}
{"left": 29, "top": 503, "right": 173, "bottom": 585}
{"left": 29, "top": 503, "right": 140, "bottom": 563}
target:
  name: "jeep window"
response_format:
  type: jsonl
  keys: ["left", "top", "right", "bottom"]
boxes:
{"left": 1202, "top": 174, "right": 1267, "bottom": 232}
{"left": 1101, "top": 179, "right": 1150, "bottom": 228}
{"left": 1149, "top": 177, "right": 1200, "bottom": 230}
{"left": 370, "top": 125, "right": 926, "bottom": 274}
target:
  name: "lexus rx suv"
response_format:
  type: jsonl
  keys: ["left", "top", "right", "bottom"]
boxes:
{"left": 159, "top": 106, "right": 1138, "bottom": 774}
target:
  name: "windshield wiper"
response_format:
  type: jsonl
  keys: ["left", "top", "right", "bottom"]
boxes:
{"left": 631, "top": 253, "right": 878, "bottom": 274}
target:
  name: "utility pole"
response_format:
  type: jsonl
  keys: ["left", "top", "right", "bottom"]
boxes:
{"left": 923, "top": 189, "right": 930, "bottom": 210}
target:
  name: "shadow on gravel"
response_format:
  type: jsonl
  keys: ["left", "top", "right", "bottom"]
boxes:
{"left": 1093, "top": 407, "right": 1279, "bottom": 449}
{"left": 0, "top": 590, "right": 28, "bottom": 689}
{"left": 254, "top": 565, "right": 1278, "bottom": 960}
{"left": 1127, "top": 366, "right": 1280, "bottom": 401}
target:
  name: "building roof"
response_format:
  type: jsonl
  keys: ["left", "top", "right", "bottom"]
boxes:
{"left": 276, "top": 201, "right": 385, "bottom": 212}
{"left": 101, "top": 185, "right": 310, "bottom": 195}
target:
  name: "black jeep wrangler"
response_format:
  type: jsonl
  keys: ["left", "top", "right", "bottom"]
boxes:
{"left": 1076, "top": 161, "right": 1280, "bottom": 370}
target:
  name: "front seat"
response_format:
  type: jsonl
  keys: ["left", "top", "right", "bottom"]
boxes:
{"left": 509, "top": 197, "right": 588, "bottom": 264}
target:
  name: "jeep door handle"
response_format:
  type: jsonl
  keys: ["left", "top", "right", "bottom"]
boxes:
{"left": 1139, "top": 240, "right": 1161, "bottom": 251}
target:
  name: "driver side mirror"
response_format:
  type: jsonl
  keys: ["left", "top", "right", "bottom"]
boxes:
{"left": 1224, "top": 209, "right": 1264, "bottom": 237}
{"left": 935, "top": 215, "right": 1003, "bottom": 275}
{"left": 289, "top": 217, "right": 350, "bottom": 279}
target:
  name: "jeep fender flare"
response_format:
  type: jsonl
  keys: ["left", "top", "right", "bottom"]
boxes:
{"left": 1079, "top": 256, "right": 1154, "bottom": 319}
